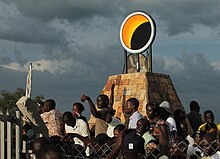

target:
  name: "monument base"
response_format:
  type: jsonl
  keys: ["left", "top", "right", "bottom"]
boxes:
{"left": 88, "top": 72, "right": 184, "bottom": 127}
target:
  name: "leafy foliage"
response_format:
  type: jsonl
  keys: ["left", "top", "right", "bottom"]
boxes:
{"left": 0, "top": 88, "right": 44, "bottom": 113}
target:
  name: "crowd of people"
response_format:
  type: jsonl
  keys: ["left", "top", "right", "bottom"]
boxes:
{"left": 21, "top": 85, "right": 220, "bottom": 159}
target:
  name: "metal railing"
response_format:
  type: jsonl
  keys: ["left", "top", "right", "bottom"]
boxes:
{"left": 0, "top": 109, "right": 21, "bottom": 159}
{"left": 1, "top": 108, "right": 219, "bottom": 159}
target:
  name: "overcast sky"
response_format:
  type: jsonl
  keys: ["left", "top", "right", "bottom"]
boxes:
{"left": 0, "top": 0, "right": 220, "bottom": 121}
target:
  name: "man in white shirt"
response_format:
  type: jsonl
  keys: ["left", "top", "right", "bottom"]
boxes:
{"left": 62, "top": 111, "right": 90, "bottom": 148}
{"left": 125, "top": 98, "right": 143, "bottom": 129}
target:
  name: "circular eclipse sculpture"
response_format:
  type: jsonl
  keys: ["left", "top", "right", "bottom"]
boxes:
{"left": 120, "top": 11, "right": 156, "bottom": 54}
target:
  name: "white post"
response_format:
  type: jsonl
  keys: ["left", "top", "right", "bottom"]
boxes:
{"left": 7, "top": 110, "right": 12, "bottom": 159}
{"left": 15, "top": 111, "right": 21, "bottom": 159}
{"left": 25, "top": 63, "right": 32, "bottom": 98}
{"left": 0, "top": 109, "right": 5, "bottom": 159}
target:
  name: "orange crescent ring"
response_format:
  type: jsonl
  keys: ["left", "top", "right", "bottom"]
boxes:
{"left": 120, "top": 11, "right": 156, "bottom": 54}
{"left": 122, "top": 14, "right": 149, "bottom": 49}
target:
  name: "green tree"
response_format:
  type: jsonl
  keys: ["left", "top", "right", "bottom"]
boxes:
{"left": 0, "top": 88, "right": 44, "bottom": 113}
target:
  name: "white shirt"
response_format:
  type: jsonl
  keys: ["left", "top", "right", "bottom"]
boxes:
{"left": 166, "top": 116, "right": 177, "bottom": 141}
{"left": 65, "top": 118, "right": 90, "bottom": 147}
{"left": 166, "top": 117, "right": 177, "bottom": 132}
{"left": 128, "top": 111, "right": 143, "bottom": 129}
{"left": 106, "top": 117, "right": 122, "bottom": 137}
{"left": 187, "top": 144, "right": 202, "bottom": 156}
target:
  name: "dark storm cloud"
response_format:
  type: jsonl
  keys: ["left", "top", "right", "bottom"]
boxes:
{"left": 155, "top": 52, "right": 220, "bottom": 93}
{"left": 154, "top": 52, "right": 220, "bottom": 116}
{"left": 0, "top": 14, "right": 68, "bottom": 49}
{"left": 0, "top": 55, "right": 11, "bottom": 65}
{"left": 15, "top": 0, "right": 124, "bottom": 22}
{"left": 2, "top": 0, "right": 220, "bottom": 49}
{"left": 14, "top": 50, "right": 27, "bottom": 64}
{"left": 128, "top": 0, "right": 220, "bottom": 36}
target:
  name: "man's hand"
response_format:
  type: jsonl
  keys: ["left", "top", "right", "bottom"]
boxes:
{"left": 81, "top": 93, "right": 90, "bottom": 102}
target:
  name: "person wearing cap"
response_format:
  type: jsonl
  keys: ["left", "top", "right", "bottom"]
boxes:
{"left": 187, "top": 100, "right": 203, "bottom": 133}
{"left": 121, "top": 130, "right": 145, "bottom": 158}
{"left": 105, "top": 128, "right": 145, "bottom": 159}
{"left": 159, "top": 101, "right": 178, "bottom": 141}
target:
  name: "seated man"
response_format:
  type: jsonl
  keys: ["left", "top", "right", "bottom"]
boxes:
{"left": 62, "top": 111, "right": 90, "bottom": 148}
{"left": 72, "top": 102, "right": 88, "bottom": 123}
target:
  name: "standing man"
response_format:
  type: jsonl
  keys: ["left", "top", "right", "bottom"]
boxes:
{"left": 81, "top": 83, "right": 115, "bottom": 137}
{"left": 187, "top": 100, "right": 203, "bottom": 133}
{"left": 41, "top": 99, "right": 64, "bottom": 137}
{"left": 125, "top": 97, "right": 143, "bottom": 129}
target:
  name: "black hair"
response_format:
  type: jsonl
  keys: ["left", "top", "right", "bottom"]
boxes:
{"left": 73, "top": 102, "right": 85, "bottom": 112}
{"left": 127, "top": 98, "right": 139, "bottom": 109}
{"left": 63, "top": 111, "right": 73, "bottom": 121}
{"left": 22, "top": 124, "right": 33, "bottom": 133}
{"left": 173, "top": 109, "right": 186, "bottom": 122}
{"left": 137, "top": 118, "right": 151, "bottom": 131}
{"left": 146, "top": 102, "right": 160, "bottom": 114}
{"left": 44, "top": 99, "right": 56, "bottom": 109}
{"left": 114, "top": 124, "right": 126, "bottom": 132}
{"left": 95, "top": 133, "right": 111, "bottom": 146}
{"left": 159, "top": 107, "right": 170, "bottom": 120}
{"left": 98, "top": 94, "right": 109, "bottom": 104}
{"left": 189, "top": 101, "right": 200, "bottom": 111}
{"left": 204, "top": 110, "right": 214, "bottom": 116}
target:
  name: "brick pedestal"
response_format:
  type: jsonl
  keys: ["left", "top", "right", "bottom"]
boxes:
{"left": 88, "top": 72, "right": 184, "bottom": 126}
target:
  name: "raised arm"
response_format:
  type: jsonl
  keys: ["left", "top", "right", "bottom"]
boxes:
{"left": 81, "top": 94, "right": 101, "bottom": 118}
{"left": 109, "top": 82, "right": 115, "bottom": 107}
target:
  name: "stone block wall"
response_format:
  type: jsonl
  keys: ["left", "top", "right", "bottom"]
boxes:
{"left": 88, "top": 72, "right": 184, "bottom": 126}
